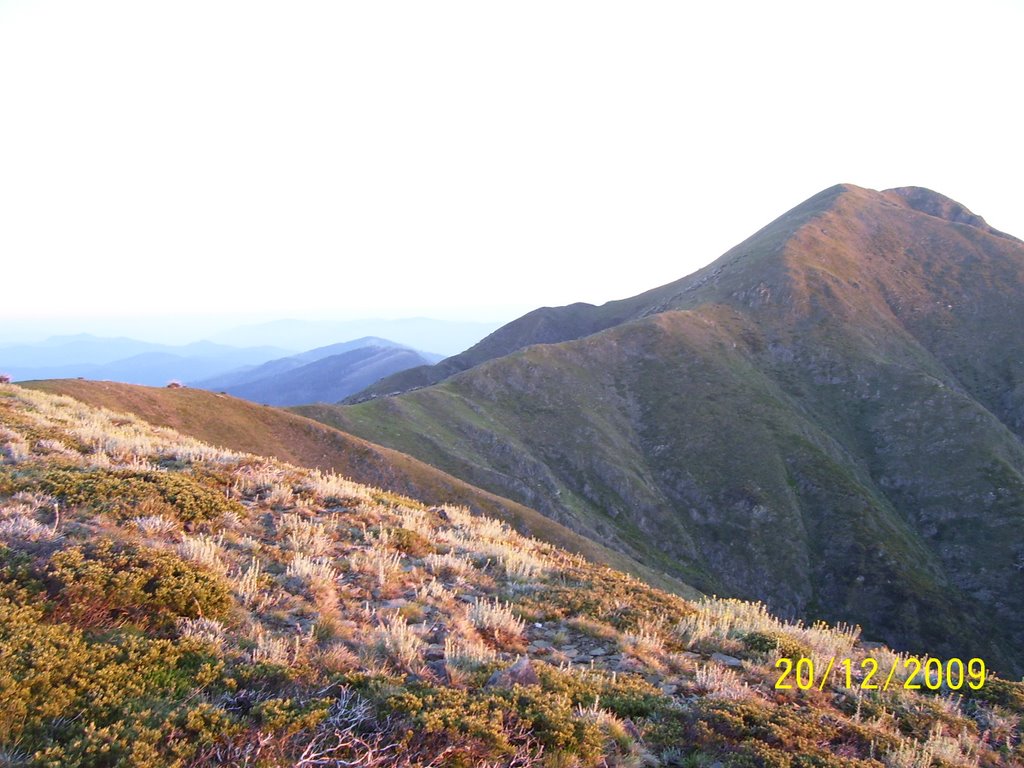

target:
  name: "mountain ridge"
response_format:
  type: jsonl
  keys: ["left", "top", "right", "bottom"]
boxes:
{"left": 192, "top": 336, "right": 410, "bottom": 390}
{"left": 205, "top": 346, "right": 441, "bottom": 407}
{"left": 303, "top": 183, "right": 1024, "bottom": 675}
{"left": 191, "top": 337, "right": 444, "bottom": 406}
{"left": 349, "top": 183, "right": 1019, "bottom": 404}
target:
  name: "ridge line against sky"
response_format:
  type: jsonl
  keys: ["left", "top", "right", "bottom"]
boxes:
{"left": 1, "top": 0, "right": 1021, "bottom": 332}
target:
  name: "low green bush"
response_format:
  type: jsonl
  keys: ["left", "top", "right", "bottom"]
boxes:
{"left": 648, "top": 698, "right": 894, "bottom": 768}
{"left": 0, "top": 545, "right": 45, "bottom": 598}
{"left": 34, "top": 467, "right": 243, "bottom": 523}
{"left": 742, "top": 630, "right": 812, "bottom": 661}
{"left": 386, "top": 526, "right": 436, "bottom": 557}
{"left": 519, "top": 566, "right": 696, "bottom": 635}
{"left": 45, "top": 539, "right": 233, "bottom": 631}
{"left": 0, "top": 465, "right": 16, "bottom": 496}
{"left": 967, "top": 676, "right": 1024, "bottom": 710}
{"left": 382, "top": 662, "right": 664, "bottom": 764}
{"left": 535, "top": 663, "right": 666, "bottom": 719}
{"left": 0, "top": 596, "right": 226, "bottom": 759}
{"left": 385, "top": 682, "right": 604, "bottom": 762}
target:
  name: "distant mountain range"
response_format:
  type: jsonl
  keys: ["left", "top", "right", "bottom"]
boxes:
{"left": 0, "top": 315, "right": 501, "bottom": 390}
{"left": 190, "top": 337, "right": 445, "bottom": 406}
{"left": 207, "top": 317, "right": 502, "bottom": 356}
{"left": 1, "top": 334, "right": 447, "bottom": 404}
{"left": 299, "top": 184, "right": 1024, "bottom": 675}
{"left": 0, "top": 335, "right": 293, "bottom": 385}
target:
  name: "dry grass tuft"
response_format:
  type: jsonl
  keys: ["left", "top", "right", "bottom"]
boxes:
{"left": 376, "top": 615, "right": 424, "bottom": 673}
{"left": 178, "top": 533, "right": 226, "bottom": 573}
{"left": 351, "top": 549, "right": 405, "bottom": 587}
{"left": 285, "top": 553, "right": 339, "bottom": 589}
{"left": 0, "top": 514, "right": 60, "bottom": 542}
{"left": 692, "top": 663, "right": 751, "bottom": 700}
{"left": 443, "top": 634, "right": 496, "bottom": 672}
{"left": 469, "top": 597, "right": 525, "bottom": 642}
{"left": 676, "top": 596, "right": 859, "bottom": 665}
{"left": 424, "top": 552, "right": 475, "bottom": 579}
{"left": 301, "top": 468, "right": 373, "bottom": 503}
{"left": 278, "top": 512, "right": 335, "bottom": 556}
{"left": 177, "top": 617, "right": 226, "bottom": 649}
{"left": 131, "top": 514, "right": 179, "bottom": 538}
{"left": 232, "top": 556, "right": 277, "bottom": 612}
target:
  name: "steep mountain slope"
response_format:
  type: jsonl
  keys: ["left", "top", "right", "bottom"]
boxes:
{"left": 302, "top": 184, "right": 1024, "bottom": 675}
{"left": 4, "top": 384, "right": 1020, "bottom": 766}
{"left": 194, "top": 344, "right": 441, "bottom": 406}
{"left": 21, "top": 379, "right": 689, "bottom": 595}
{"left": 350, "top": 184, "right": 1021, "bottom": 402}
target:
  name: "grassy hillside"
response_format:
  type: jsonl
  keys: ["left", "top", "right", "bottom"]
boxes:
{"left": 302, "top": 185, "right": 1024, "bottom": 677}
{"left": 1, "top": 383, "right": 1021, "bottom": 766}
{"left": 21, "top": 380, "right": 690, "bottom": 597}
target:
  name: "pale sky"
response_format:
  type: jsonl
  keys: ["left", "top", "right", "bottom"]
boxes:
{"left": 2, "top": 1, "right": 1021, "bottom": 334}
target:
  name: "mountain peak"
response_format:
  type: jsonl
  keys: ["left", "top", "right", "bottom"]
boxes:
{"left": 349, "top": 182, "right": 1021, "bottom": 402}
{"left": 886, "top": 185, "right": 984, "bottom": 224}
{"left": 883, "top": 185, "right": 1018, "bottom": 241}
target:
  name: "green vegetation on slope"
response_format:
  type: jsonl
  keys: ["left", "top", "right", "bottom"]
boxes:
{"left": 1, "top": 383, "right": 1021, "bottom": 767}
{"left": 22, "top": 379, "right": 692, "bottom": 597}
